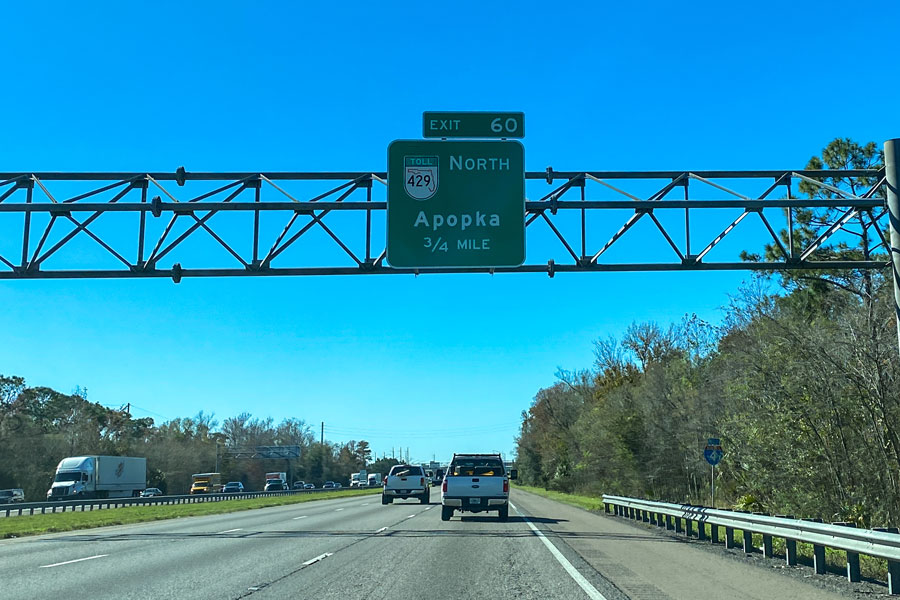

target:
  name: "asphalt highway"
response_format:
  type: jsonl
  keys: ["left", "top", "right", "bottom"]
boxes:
{"left": 0, "top": 488, "right": 863, "bottom": 599}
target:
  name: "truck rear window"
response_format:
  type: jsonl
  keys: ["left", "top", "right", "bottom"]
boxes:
{"left": 450, "top": 459, "right": 504, "bottom": 477}
{"left": 389, "top": 465, "right": 423, "bottom": 477}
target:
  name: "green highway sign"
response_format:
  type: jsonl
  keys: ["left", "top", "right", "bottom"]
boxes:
{"left": 387, "top": 140, "right": 525, "bottom": 268}
{"left": 423, "top": 111, "right": 525, "bottom": 139}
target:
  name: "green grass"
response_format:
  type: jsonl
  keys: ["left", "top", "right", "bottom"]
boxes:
{"left": 513, "top": 483, "right": 889, "bottom": 582}
{"left": 512, "top": 483, "right": 607, "bottom": 512}
{"left": 0, "top": 487, "right": 382, "bottom": 539}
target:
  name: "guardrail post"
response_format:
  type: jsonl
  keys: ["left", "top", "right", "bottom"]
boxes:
{"left": 710, "top": 523, "right": 719, "bottom": 543}
{"left": 784, "top": 539, "right": 798, "bottom": 565}
{"left": 725, "top": 526, "right": 735, "bottom": 548}
{"left": 675, "top": 517, "right": 683, "bottom": 533}
{"left": 874, "top": 528, "right": 900, "bottom": 594}
{"left": 604, "top": 503, "right": 610, "bottom": 514}
{"left": 762, "top": 534, "right": 773, "bottom": 558}
{"left": 665, "top": 515, "right": 674, "bottom": 530}
{"left": 742, "top": 529, "right": 753, "bottom": 553}
{"left": 697, "top": 520, "right": 706, "bottom": 540}
{"left": 813, "top": 544, "right": 827, "bottom": 574}
{"left": 649, "top": 511, "right": 656, "bottom": 525}
{"left": 801, "top": 518, "right": 826, "bottom": 574}
{"left": 834, "top": 523, "right": 861, "bottom": 582}
{"left": 685, "top": 518, "right": 694, "bottom": 538}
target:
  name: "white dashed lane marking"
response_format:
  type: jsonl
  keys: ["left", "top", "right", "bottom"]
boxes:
{"left": 40, "top": 555, "right": 108, "bottom": 568}
{"left": 302, "top": 552, "right": 333, "bottom": 566}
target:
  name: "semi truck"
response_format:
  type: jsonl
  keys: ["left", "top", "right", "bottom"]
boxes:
{"left": 350, "top": 469, "right": 368, "bottom": 487}
{"left": 47, "top": 456, "right": 147, "bottom": 500}
{"left": 190, "top": 473, "right": 223, "bottom": 494}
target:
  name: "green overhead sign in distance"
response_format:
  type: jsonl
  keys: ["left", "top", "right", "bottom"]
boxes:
{"left": 386, "top": 139, "right": 525, "bottom": 268}
{"left": 422, "top": 112, "right": 525, "bottom": 139}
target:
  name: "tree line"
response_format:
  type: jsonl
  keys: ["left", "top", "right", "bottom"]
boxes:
{"left": 515, "top": 139, "right": 900, "bottom": 527}
{"left": 0, "top": 382, "right": 396, "bottom": 500}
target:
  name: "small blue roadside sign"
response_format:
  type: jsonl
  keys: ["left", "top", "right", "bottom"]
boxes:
{"left": 704, "top": 438, "right": 723, "bottom": 466}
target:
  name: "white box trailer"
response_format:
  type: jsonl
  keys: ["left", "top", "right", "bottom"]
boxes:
{"left": 47, "top": 456, "right": 147, "bottom": 500}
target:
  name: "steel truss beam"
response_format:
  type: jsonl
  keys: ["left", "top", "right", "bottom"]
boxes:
{"left": 0, "top": 169, "right": 888, "bottom": 281}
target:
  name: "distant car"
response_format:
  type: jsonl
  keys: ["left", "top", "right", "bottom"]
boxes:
{"left": 140, "top": 488, "right": 162, "bottom": 498}
{"left": 322, "top": 481, "right": 335, "bottom": 489}
{"left": 303, "top": 483, "right": 315, "bottom": 489}
{"left": 0, "top": 489, "right": 25, "bottom": 503}
{"left": 264, "top": 479, "right": 285, "bottom": 492}
{"left": 292, "top": 481, "right": 305, "bottom": 489}
{"left": 334, "top": 482, "right": 342, "bottom": 489}
{"left": 223, "top": 482, "right": 244, "bottom": 493}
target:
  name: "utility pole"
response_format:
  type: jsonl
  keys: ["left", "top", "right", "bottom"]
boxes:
{"left": 321, "top": 422, "right": 324, "bottom": 446}
{"left": 885, "top": 138, "right": 900, "bottom": 357}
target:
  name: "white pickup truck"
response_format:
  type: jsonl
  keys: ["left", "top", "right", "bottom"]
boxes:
{"left": 441, "top": 453, "right": 517, "bottom": 521}
{"left": 382, "top": 464, "right": 429, "bottom": 504}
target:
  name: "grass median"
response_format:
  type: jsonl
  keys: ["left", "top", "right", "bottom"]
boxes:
{"left": 0, "top": 487, "right": 382, "bottom": 540}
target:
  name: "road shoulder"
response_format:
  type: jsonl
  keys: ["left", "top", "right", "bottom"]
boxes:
{"left": 511, "top": 488, "right": 872, "bottom": 600}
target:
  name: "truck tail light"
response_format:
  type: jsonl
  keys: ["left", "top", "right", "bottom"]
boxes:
{"left": 442, "top": 478, "right": 447, "bottom": 493}
{"left": 420, "top": 477, "right": 425, "bottom": 487}
{"left": 503, "top": 479, "right": 509, "bottom": 493}
{"left": 383, "top": 477, "right": 387, "bottom": 485}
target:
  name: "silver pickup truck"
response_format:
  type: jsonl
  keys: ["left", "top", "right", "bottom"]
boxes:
{"left": 382, "top": 464, "right": 429, "bottom": 504}
{"left": 441, "top": 453, "right": 517, "bottom": 521}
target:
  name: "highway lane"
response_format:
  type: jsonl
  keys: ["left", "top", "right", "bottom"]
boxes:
{"left": 0, "top": 487, "right": 864, "bottom": 599}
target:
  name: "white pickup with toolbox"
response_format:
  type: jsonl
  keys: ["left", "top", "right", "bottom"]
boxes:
{"left": 441, "top": 453, "right": 517, "bottom": 521}
{"left": 382, "top": 464, "right": 429, "bottom": 504}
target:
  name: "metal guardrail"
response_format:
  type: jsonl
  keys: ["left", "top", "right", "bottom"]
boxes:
{"left": 603, "top": 495, "right": 900, "bottom": 594}
{"left": 1, "top": 486, "right": 378, "bottom": 518}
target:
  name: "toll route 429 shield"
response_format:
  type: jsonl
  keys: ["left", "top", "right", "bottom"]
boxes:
{"left": 403, "top": 156, "right": 438, "bottom": 200}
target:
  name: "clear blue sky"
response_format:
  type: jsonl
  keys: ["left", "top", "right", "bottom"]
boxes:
{"left": 1, "top": 1, "right": 897, "bottom": 464}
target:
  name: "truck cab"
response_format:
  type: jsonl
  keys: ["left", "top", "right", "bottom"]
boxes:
{"left": 441, "top": 453, "right": 516, "bottom": 521}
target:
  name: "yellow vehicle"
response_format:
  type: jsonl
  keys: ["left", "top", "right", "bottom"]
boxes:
{"left": 190, "top": 472, "right": 223, "bottom": 494}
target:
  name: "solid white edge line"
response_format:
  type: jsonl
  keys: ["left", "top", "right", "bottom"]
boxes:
{"left": 510, "top": 503, "right": 607, "bottom": 600}
{"left": 40, "top": 554, "right": 109, "bottom": 568}
{"left": 217, "top": 528, "right": 242, "bottom": 534}
{"left": 302, "top": 552, "right": 333, "bottom": 566}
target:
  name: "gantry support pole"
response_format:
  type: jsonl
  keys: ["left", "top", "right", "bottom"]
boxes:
{"left": 885, "top": 139, "right": 900, "bottom": 357}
